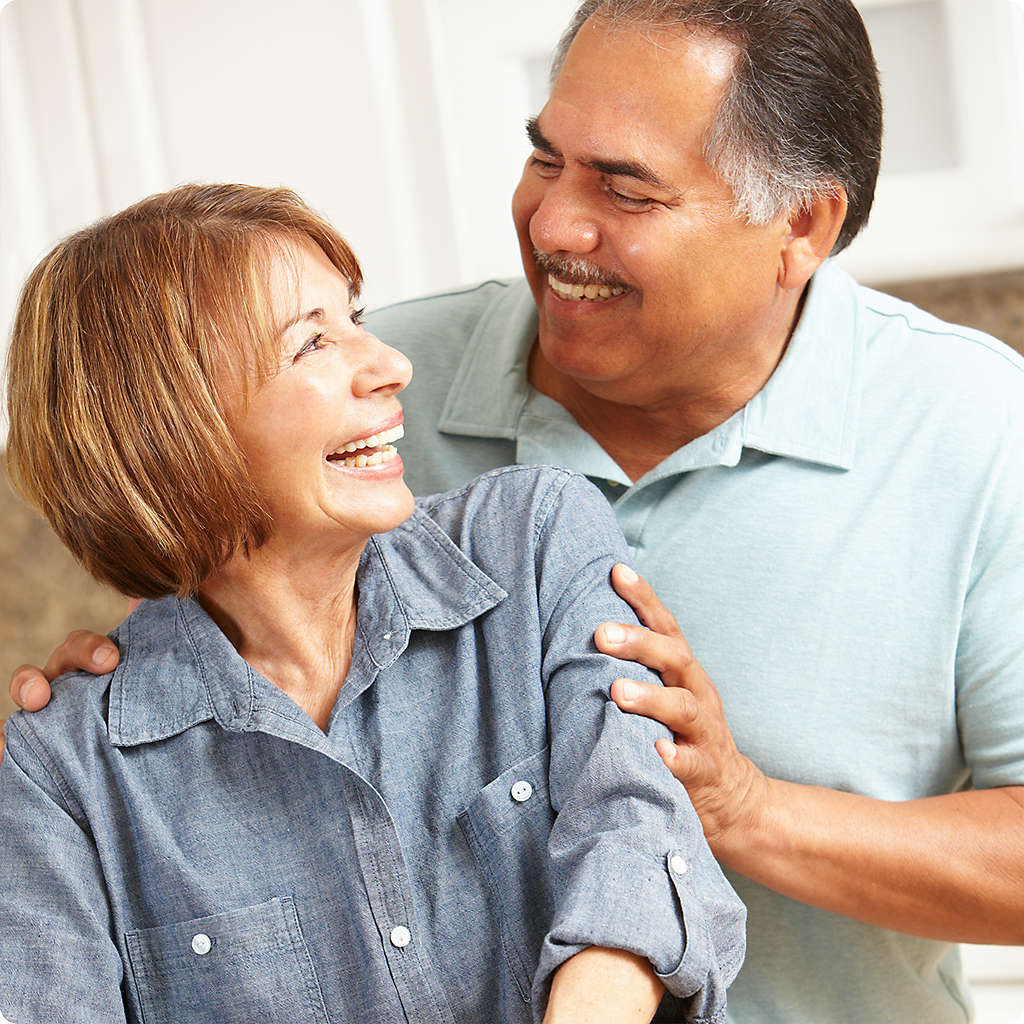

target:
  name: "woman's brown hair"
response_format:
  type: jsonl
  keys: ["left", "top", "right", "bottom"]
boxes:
{"left": 6, "top": 183, "right": 362, "bottom": 598}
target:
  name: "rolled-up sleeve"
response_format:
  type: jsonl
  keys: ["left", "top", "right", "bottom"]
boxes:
{"left": 530, "top": 474, "right": 746, "bottom": 1023}
{"left": 0, "top": 718, "right": 126, "bottom": 1024}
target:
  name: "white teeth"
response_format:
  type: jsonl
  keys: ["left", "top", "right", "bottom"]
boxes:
{"left": 547, "top": 274, "right": 626, "bottom": 301}
{"left": 328, "top": 424, "right": 405, "bottom": 467}
{"left": 339, "top": 424, "right": 404, "bottom": 454}
{"left": 329, "top": 446, "right": 400, "bottom": 469}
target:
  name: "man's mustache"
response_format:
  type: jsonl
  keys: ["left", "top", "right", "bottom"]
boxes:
{"left": 532, "top": 249, "right": 630, "bottom": 291}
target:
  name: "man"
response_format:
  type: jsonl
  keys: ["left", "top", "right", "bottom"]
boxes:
{"left": 8, "top": 1, "right": 1024, "bottom": 1022}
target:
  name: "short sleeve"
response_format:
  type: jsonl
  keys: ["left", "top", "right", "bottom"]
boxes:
{"left": 955, "top": 407, "right": 1024, "bottom": 788}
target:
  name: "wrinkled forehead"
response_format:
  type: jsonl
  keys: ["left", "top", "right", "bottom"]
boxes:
{"left": 553, "top": 15, "right": 738, "bottom": 106}
{"left": 542, "top": 16, "right": 738, "bottom": 170}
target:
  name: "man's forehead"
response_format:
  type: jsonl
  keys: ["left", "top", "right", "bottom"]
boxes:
{"left": 536, "top": 20, "right": 735, "bottom": 175}
{"left": 553, "top": 16, "right": 738, "bottom": 94}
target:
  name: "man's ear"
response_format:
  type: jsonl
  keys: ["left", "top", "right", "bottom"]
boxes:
{"left": 778, "top": 187, "right": 848, "bottom": 291}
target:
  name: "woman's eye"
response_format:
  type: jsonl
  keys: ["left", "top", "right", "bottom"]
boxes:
{"left": 350, "top": 306, "right": 366, "bottom": 327}
{"left": 295, "top": 332, "right": 326, "bottom": 360}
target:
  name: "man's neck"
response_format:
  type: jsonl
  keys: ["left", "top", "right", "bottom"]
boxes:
{"left": 527, "top": 292, "right": 808, "bottom": 482}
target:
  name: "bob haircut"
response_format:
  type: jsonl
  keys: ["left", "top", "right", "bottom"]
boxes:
{"left": 6, "top": 183, "right": 363, "bottom": 599}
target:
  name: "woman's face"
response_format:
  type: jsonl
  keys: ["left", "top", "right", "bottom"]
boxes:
{"left": 230, "top": 237, "right": 414, "bottom": 550}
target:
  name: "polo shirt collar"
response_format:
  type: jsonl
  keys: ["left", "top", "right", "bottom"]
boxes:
{"left": 740, "top": 259, "right": 863, "bottom": 470}
{"left": 108, "top": 514, "right": 506, "bottom": 747}
{"left": 437, "top": 282, "right": 537, "bottom": 439}
{"left": 435, "top": 261, "right": 864, "bottom": 477}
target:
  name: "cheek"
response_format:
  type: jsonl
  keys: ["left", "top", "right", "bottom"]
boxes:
{"left": 512, "top": 177, "right": 541, "bottom": 236}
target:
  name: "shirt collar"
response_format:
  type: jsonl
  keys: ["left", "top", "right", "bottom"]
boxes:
{"left": 739, "top": 259, "right": 863, "bottom": 470}
{"left": 106, "top": 597, "right": 236, "bottom": 747}
{"left": 108, "top": 512, "right": 506, "bottom": 748}
{"left": 436, "top": 261, "right": 864, "bottom": 474}
{"left": 437, "top": 281, "right": 537, "bottom": 439}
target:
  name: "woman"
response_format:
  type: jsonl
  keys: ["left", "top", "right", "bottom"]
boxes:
{"left": 0, "top": 184, "right": 743, "bottom": 1024}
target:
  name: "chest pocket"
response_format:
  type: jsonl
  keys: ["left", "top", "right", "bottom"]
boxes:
{"left": 457, "top": 746, "right": 556, "bottom": 1005}
{"left": 125, "top": 896, "right": 328, "bottom": 1024}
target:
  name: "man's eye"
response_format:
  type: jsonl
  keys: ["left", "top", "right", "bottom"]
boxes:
{"left": 530, "top": 155, "right": 562, "bottom": 175}
{"left": 295, "top": 332, "right": 326, "bottom": 360}
{"left": 608, "top": 186, "right": 654, "bottom": 210}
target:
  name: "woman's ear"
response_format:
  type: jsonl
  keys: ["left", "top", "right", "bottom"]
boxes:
{"left": 778, "top": 187, "right": 849, "bottom": 291}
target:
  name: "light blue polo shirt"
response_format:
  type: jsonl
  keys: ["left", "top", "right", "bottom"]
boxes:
{"left": 369, "top": 260, "right": 1024, "bottom": 1024}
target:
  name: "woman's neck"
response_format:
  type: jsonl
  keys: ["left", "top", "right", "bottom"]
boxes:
{"left": 198, "top": 535, "right": 365, "bottom": 732}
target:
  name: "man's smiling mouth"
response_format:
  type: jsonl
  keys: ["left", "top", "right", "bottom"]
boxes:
{"left": 534, "top": 249, "right": 631, "bottom": 303}
{"left": 547, "top": 274, "right": 627, "bottom": 302}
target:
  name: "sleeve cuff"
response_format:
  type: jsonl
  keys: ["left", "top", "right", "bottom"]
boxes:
{"left": 531, "top": 846, "right": 745, "bottom": 1023}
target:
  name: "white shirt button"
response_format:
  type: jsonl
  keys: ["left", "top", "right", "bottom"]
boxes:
{"left": 510, "top": 780, "right": 533, "bottom": 803}
{"left": 191, "top": 933, "right": 212, "bottom": 956}
{"left": 383, "top": 631, "right": 393, "bottom": 640}
{"left": 389, "top": 925, "right": 412, "bottom": 948}
{"left": 668, "top": 853, "right": 688, "bottom": 876}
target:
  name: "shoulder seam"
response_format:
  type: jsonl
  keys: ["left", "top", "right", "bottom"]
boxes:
{"left": 862, "top": 303, "right": 1024, "bottom": 377}
{"left": 4, "top": 714, "right": 84, "bottom": 823}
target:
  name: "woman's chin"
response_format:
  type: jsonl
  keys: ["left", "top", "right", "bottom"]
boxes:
{"left": 323, "top": 476, "right": 415, "bottom": 540}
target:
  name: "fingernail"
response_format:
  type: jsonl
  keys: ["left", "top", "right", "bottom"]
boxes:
{"left": 618, "top": 565, "right": 639, "bottom": 584}
{"left": 92, "top": 644, "right": 115, "bottom": 668}
{"left": 18, "top": 679, "right": 36, "bottom": 706}
{"left": 603, "top": 623, "right": 626, "bottom": 645}
{"left": 620, "top": 680, "right": 639, "bottom": 701}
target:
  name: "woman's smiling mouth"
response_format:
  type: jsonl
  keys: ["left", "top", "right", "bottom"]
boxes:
{"left": 326, "top": 423, "right": 404, "bottom": 468}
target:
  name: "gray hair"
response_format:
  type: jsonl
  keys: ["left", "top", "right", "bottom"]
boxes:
{"left": 551, "top": 0, "right": 883, "bottom": 252}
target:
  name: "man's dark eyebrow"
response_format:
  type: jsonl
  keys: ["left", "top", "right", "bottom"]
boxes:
{"left": 525, "top": 117, "right": 673, "bottom": 192}
{"left": 585, "top": 157, "right": 672, "bottom": 191}
{"left": 526, "top": 118, "right": 562, "bottom": 158}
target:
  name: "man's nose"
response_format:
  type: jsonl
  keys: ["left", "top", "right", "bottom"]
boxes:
{"left": 529, "top": 180, "right": 600, "bottom": 255}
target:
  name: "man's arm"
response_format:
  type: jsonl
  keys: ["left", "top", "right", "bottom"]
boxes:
{"left": 544, "top": 948, "right": 663, "bottom": 1024}
{"left": 600, "top": 564, "right": 1024, "bottom": 944}
{"left": 3, "top": 633, "right": 119, "bottom": 757}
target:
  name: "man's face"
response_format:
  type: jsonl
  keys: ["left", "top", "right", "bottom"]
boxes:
{"left": 512, "top": 17, "right": 794, "bottom": 410}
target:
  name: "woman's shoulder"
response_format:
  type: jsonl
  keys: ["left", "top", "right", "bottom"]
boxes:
{"left": 4, "top": 599, "right": 197, "bottom": 780}
{"left": 403, "top": 465, "right": 627, "bottom": 573}
{"left": 414, "top": 465, "right": 611, "bottom": 534}
{"left": 416, "top": 463, "right": 595, "bottom": 512}
{"left": 4, "top": 665, "right": 117, "bottom": 792}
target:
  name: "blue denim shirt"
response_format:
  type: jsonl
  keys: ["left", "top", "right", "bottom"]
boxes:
{"left": 0, "top": 466, "right": 744, "bottom": 1024}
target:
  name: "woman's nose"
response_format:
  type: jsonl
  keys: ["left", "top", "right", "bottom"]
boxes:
{"left": 353, "top": 333, "right": 413, "bottom": 397}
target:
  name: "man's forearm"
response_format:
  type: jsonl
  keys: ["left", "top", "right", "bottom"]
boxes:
{"left": 543, "top": 947, "right": 664, "bottom": 1024}
{"left": 716, "top": 781, "right": 1024, "bottom": 943}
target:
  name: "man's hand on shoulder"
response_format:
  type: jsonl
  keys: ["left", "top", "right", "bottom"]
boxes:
{"left": 2, "top": 632, "right": 120, "bottom": 759}
{"left": 596, "top": 564, "right": 768, "bottom": 853}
